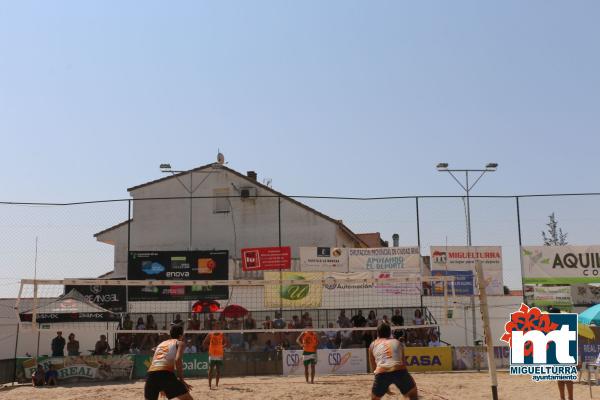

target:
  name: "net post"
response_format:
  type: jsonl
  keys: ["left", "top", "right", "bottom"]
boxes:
{"left": 475, "top": 261, "right": 499, "bottom": 400}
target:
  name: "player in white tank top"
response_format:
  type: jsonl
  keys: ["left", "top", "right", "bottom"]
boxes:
{"left": 144, "top": 325, "right": 193, "bottom": 400}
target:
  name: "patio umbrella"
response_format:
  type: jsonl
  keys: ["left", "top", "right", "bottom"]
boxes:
{"left": 579, "top": 304, "right": 600, "bottom": 325}
{"left": 191, "top": 300, "right": 220, "bottom": 313}
{"left": 222, "top": 304, "right": 248, "bottom": 318}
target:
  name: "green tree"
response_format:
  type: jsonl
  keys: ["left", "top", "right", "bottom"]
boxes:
{"left": 542, "top": 212, "right": 568, "bottom": 246}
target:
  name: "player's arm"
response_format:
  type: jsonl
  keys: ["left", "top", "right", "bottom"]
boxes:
{"left": 175, "top": 340, "right": 192, "bottom": 390}
{"left": 223, "top": 334, "right": 230, "bottom": 348}
{"left": 296, "top": 332, "right": 305, "bottom": 347}
{"left": 368, "top": 345, "right": 376, "bottom": 373}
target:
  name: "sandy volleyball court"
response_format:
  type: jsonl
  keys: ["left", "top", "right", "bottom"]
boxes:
{"left": 0, "top": 371, "right": 596, "bottom": 400}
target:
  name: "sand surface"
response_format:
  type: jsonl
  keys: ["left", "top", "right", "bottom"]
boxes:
{"left": 0, "top": 372, "right": 596, "bottom": 400}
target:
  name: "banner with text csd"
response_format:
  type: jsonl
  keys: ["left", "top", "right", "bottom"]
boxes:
{"left": 264, "top": 271, "right": 324, "bottom": 308}
{"left": 404, "top": 347, "right": 453, "bottom": 372}
{"left": 282, "top": 349, "right": 367, "bottom": 375}
{"left": 522, "top": 245, "right": 600, "bottom": 283}
{"left": 430, "top": 246, "right": 503, "bottom": 295}
{"left": 349, "top": 247, "right": 420, "bottom": 274}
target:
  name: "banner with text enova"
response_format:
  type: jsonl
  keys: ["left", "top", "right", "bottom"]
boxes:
{"left": 282, "top": 349, "right": 367, "bottom": 375}
{"left": 430, "top": 246, "right": 503, "bottom": 295}
{"left": 263, "top": 271, "right": 324, "bottom": 308}
{"left": 348, "top": 247, "right": 421, "bottom": 274}
{"left": 521, "top": 245, "right": 600, "bottom": 284}
{"left": 300, "top": 247, "right": 349, "bottom": 272}
{"left": 127, "top": 250, "right": 229, "bottom": 301}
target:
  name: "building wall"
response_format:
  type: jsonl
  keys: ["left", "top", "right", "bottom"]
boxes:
{"left": 97, "top": 168, "right": 358, "bottom": 278}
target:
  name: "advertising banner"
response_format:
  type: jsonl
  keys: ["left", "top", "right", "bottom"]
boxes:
{"left": 300, "top": 247, "right": 349, "bottom": 272}
{"left": 430, "top": 246, "right": 503, "bottom": 295}
{"left": 64, "top": 284, "right": 127, "bottom": 313}
{"left": 431, "top": 270, "right": 474, "bottom": 296}
{"left": 133, "top": 353, "right": 209, "bottom": 379}
{"left": 452, "top": 347, "right": 510, "bottom": 370}
{"left": 17, "top": 355, "right": 134, "bottom": 383}
{"left": 530, "top": 285, "right": 572, "bottom": 310}
{"left": 264, "top": 272, "right": 324, "bottom": 308}
{"left": 282, "top": 349, "right": 367, "bottom": 375}
{"left": 128, "top": 250, "right": 229, "bottom": 301}
{"left": 404, "top": 346, "right": 453, "bottom": 372}
{"left": 348, "top": 247, "right": 420, "bottom": 274}
{"left": 579, "top": 326, "right": 600, "bottom": 363}
{"left": 522, "top": 246, "right": 600, "bottom": 283}
{"left": 571, "top": 284, "right": 600, "bottom": 306}
{"left": 241, "top": 247, "right": 291, "bottom": 271}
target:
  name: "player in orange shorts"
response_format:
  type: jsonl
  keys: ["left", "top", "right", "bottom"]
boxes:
{"left": 296, "top": 322, "right": 319, "bottom": 384}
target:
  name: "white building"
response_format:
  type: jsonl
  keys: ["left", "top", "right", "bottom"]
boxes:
{"left": 95, "top": 162, "right": 367, "bottom": 279}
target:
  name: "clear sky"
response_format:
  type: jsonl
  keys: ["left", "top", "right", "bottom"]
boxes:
{"left": 1, "top": 1, "right": 599, "bottom": 295}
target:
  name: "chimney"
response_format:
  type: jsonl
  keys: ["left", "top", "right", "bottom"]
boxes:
{"left": 247, "top": 171, "right": 257, "bottom": 181}
{"left": 392, "top": 233, "right": 399, "bottom": 247}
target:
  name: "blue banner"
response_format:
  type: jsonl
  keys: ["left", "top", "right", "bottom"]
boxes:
{"left": 432, "top": 270, "right": 474, "bottom": 296}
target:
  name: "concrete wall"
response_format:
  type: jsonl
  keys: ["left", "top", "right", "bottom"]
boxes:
{"left": 425, "top": 295, "right": 522, "bottom": 347}
{"left": 97, "top": 167, "right": 359, "bottom": 278}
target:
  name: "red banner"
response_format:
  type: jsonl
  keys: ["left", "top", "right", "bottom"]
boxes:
{"left": 241, "top": 247, "right": 291, "bottom": 271}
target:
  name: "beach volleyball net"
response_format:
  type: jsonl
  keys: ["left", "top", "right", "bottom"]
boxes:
{"left": 16, "top": 276, "right": 455, "bottom": 350}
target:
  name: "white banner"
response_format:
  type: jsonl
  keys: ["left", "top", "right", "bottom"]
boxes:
{"left": 532, "top": 285, "right": 572, "bottom": 309}
{"left": 300, "top": 247, "right": 348, "bottom": 272}
{"left": 430, "top": 246, "right": 503, "bottom": 295}
{"left": 320, "top": 272, "right": 420, "bottom": 308}
{"left": 348, "top": 247, "right": 420, "bottom": 274}
{"left": 282, "top": 349, "right": 367, "bottom": 376}
{"left": 522, "top": 245, "right": 600, "bottom": 283}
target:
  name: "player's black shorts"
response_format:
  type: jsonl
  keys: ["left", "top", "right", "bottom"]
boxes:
{"left": 144, "top": 370, "right": 188, "bottom": 400}
{"left": 372, "top": 369, "right": 416, "bottom": 397}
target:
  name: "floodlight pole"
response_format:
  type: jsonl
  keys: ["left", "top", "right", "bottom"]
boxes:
{"left": 436, "top": 165, "right": 497, "bottom": 368}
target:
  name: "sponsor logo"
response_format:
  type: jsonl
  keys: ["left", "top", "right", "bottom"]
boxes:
{"left": 198, "top": 258, "right": 216, "bottom": 274}
{"left": 90, "top": 285, "right": 102, "bottom": 295}
{"left": 141, "top": 262, "right": 165, "bottom": 275}
{"left": 323, "top": 276, "right": 373, "bottom": 291}
{"left": 501, "top": 304, "right": 578, "bottom": 381}
{"left": 432, "top": 250, "right": 446, "bottom": 264}
{"left": 327, "top": 351, "right": 352, "bottom": 373}
{"left": 405, "top": 355, "right": 442, "bottom": 367}
{"left": 166, "top": 271, "right": 190, "bottom": 278}
{"left": 286, "top": 353, "right": 300, "bottom": 367}
{"left": 280, "top": 274, "right": 309, "bottom": 300}
{"left": 317, "top": 247, "right": 331, "bottom": 257}
{"left": 171, "top": 256, "right": 190, "bottom": 270}
{"left": 328, "top": 352, "right": 341, "bottom": 365}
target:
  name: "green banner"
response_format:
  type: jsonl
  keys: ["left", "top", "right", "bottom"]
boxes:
{"left": 133, "top": 353, "right": 209, "bottom": 379}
